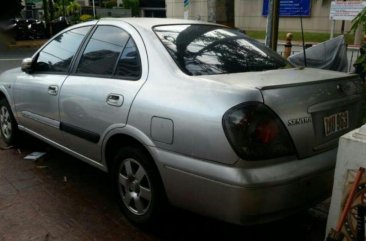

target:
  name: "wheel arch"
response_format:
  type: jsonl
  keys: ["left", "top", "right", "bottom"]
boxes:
{"left": 103, "top": 131, "right": 168, "bottom": 199}
{"left": 0, "top": 91, "right": 6, "bottom": 101}
{"left": 0, "top": 87, "right": 15, "bottom": 115}
{"left": 104, "top": 133, "right": 153, "bottom": 172}
{"left": 0, "top": 89, "right": 9, "bottom": 102}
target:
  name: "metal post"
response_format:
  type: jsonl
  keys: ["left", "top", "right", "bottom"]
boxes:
{"left": 271, "top": 0, "right": 279, "bottom": 51}
{"left": 330, "top": 20, "right": 335, "bottom": 39}
{"left": 92, "top": 0, "right": 96, "bottom": 18}
{"left": 300, "top": 15, "right": 307, "bottom": 67}
{"left": 265, "top": 0, "right": 273, "bottom": 48}
{"left": 341, "top": 0, "right": 346, "bottom": 34}
{"left": 265, "top": 0, "right": 279, "bottom": 51}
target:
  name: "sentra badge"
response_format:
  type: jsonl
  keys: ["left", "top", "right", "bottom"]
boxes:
{"left": 288, "top": 117, "right": 312, "bottom": 126}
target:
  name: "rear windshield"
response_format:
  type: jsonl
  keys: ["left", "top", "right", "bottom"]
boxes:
{"left": 153, "top": 24, "right": 289, "bottom": 76}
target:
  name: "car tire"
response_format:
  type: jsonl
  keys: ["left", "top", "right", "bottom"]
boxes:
{"left": 112, "top": 146, "right": 165, "bottom": 226}
{"left": 0, "top": 98, "right": 18, "bottom": 146}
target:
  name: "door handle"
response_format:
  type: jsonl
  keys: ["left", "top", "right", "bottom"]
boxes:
{"left": 106, "top": 94, "right": 124, "bottom": 107}
{"left": 48, "top": 85, "right": 58, "bottom": 95}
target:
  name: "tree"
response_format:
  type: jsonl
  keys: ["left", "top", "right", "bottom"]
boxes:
{"left": 0, "top": 0, "right": 23, "bottom": 20}
{"left": 66, "top": 0, "right": 81, "bottom": 16}
{"left": 66, "top": 0, "right": 81, "bottom": 24}
{"left": 54, "top": 0, "right": 74, "bottom": 17}
{"left": 351, "top": 8, "right": 366, "bottom": 33}
{"left": 351, "top": 9, "right": 366, "bottom": 80}
{"left": 225, "top": 0, "right": 234, "bottom": 27}
{"left": 123, "top": 0, "right": 140, "bottom": 17}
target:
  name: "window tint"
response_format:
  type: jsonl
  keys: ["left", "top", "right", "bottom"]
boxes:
{"left": 115, "top": 38, "right": 141, "bottom": 79}
{"left": 77, "top": 26, "right": 130, "bottom": 76}
{"left": 35, "top": 26, "right": 91, "bottom": 73}
{"left": 154, "top": 25, "right": 289, "bottom": 76}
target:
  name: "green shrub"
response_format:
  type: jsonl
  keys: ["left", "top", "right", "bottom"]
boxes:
{"left": 80, "top": 14, "right": 93, "bottom": 22}
{"left": 104, "top": 0, "right": 117, "bottom": 9}
{"left": 123, "top": 0, "right": 139, "bottom": 16}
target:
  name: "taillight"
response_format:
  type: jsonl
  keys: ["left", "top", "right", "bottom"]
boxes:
{"left": 222, "top": 102, "right": 295, "bottom": 160}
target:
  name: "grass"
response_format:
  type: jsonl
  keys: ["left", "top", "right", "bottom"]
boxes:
{"left": 246, "top": 30, "right": 355, "bottom": 44}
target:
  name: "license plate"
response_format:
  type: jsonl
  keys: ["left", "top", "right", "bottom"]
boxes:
{"left": 324, "top": 111, "right": 349, "bottom": 136}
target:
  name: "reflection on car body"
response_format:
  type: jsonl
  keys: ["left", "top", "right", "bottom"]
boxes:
{"left": 0, "top": 18, "right": 363, "bottom": 226}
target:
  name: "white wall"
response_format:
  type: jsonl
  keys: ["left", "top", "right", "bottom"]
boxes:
{"left": 166, "top": 0, "right": 208, "bottom": 20}
{"left": 166, "top": 0, "right": 353, "bottom": 33}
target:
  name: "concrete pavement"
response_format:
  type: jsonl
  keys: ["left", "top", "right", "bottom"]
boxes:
{"left": 0, "top": 136, "right": 158, "bottom": 241}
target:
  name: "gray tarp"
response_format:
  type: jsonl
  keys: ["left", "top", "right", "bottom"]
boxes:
{"left": 288, "top": 35, "right": 348, "bottom": 72}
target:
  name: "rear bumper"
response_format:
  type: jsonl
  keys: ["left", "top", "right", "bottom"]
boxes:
{"left": 155, "top": 148, "right": 336, "bottom": 225}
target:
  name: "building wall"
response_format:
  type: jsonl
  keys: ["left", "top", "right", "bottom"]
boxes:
{"left": 235, "top": 0, "right": 351, "bottom": 33}
{"left": 166, "top": 0, "right": 208, "bottom": 20}
{"left": 166, "top": 0, "right": 352, "bottom": 33}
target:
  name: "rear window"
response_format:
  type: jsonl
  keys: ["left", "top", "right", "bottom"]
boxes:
{"left": 153, "top": 24, "right": 289, "bottom": 76}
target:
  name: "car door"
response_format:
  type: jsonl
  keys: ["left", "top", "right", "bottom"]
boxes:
{"left": 59, "top": 22, "right": 148, "bottom": 162}
{"left": 13, "top": 25, "right": 93, "bottom": 144}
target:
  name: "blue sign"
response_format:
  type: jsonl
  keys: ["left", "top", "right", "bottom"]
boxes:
{"left": 184, "top": 0, "right": 189, "bottom": 8}
{"left": 262, "top": 0, "right": 311, "bottom": 17}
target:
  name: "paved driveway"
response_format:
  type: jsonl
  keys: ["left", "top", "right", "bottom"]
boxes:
{"left": 0, "top": 133, "right": 330, "bottom": 241}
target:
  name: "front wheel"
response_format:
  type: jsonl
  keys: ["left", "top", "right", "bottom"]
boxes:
{"left": 112, "top": 146, "right": 165, "bottom": 226}
{"left": 0, "top": 99, "right": 17, "bottom": 146}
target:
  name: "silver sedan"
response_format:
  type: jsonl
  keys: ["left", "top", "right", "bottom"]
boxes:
{"left": 0, "top": 18, "right": 363, "bottom": 225}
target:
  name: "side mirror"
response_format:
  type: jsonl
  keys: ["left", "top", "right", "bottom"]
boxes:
{"left": 21, "top": 58, "right": 33, "bottom": 73}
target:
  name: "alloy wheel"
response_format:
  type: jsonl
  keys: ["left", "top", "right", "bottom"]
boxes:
{"left": 0, "top": 106, "right": 12, "bottom": 140}
{"left": 118, "top": 158, "right": 152, "bottom": 215}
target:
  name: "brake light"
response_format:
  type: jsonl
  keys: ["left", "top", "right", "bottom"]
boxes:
{"left": 222, "top": 102, "right": 295, "bottom": 160}
{"left": 255, "top": 120, "right": 279, "bottom": 144}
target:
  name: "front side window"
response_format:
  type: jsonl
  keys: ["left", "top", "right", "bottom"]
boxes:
{"left": 154, "top": 25, "right": 290, "bottom": 76}
{"left": 34, "top": 26, "right": 91, "bottom": 73}
{"left": 77, "top": 26, "right": 130, "bottom": 76}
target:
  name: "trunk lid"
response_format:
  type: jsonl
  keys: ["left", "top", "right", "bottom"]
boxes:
{"left": 201, "top": 68, "right": 364, "bottom": 159}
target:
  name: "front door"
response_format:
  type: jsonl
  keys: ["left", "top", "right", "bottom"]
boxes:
{"left": 13, "top": 26, "right": 93, "bottom": 144}
{"left": 59, "top": 23, "right": 147, "bottom": 162}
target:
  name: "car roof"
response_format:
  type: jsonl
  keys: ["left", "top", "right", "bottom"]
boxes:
{"left": 99, "top": 17, "right": 220, "bottom": 30}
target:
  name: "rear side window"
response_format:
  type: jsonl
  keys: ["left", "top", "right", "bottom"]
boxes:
{"left": 154, "top": 25, "right": 289, "bottom": 76}
{"left": 115, "top": 38, "right": 141, "bottom": 79}
{"left": 34, "top": 26, "right": 91, "bottom": 73}
{"left": 77, "top": 25, "right": 141, "bottom": 79}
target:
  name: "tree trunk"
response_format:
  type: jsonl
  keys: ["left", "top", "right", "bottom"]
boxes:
{"left": 207, "top": 0, "right": 216, "bottom": 23}
{"left": 225, "top": 0, "right": 234, "bottom": 27}
{"left": 42, "top": 0, "right": 51, "bottom": 37}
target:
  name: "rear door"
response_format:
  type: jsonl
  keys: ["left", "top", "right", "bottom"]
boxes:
{"left": 59, "top": 22, "right": 148, "bottom": 162}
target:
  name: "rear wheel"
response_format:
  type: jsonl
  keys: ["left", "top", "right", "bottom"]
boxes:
{"left": 112, "top": 146, "right": 165, "bottom": 226}
{"left": 0, "top": 98, "right": 17, "bottom": 146}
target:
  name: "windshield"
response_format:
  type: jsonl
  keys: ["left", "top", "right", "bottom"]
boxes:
{"left": 154, "top": 24, "right": 290, "bottom": 76}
